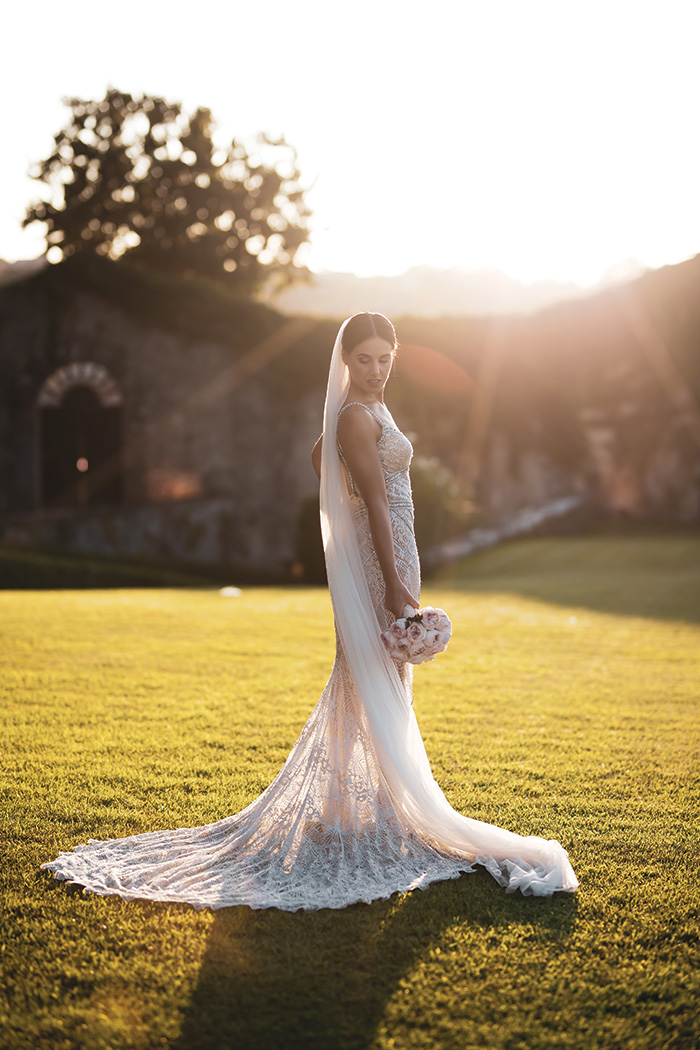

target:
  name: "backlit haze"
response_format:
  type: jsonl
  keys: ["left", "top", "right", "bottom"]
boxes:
{"left": 1, "top": 0, "right": 698, "bottom": 289}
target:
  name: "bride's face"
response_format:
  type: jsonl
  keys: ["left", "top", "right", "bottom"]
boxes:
{"left": 343, "top": 336, "right": 395, "bottom": 399}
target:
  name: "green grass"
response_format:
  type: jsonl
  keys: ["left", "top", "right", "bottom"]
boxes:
{"left": 1, "top": 534, "right": 699, "bottom": 1050}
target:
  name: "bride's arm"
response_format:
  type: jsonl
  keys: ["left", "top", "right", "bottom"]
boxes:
{"left": 337, "top": 407, "right": 419, "bottom": 619}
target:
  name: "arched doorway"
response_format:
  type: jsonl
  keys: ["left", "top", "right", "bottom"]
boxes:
{"left": 38, "top": 363, "right": 125, "bottom": 508}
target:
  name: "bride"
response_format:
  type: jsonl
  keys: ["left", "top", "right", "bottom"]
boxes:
{"left": 42, "top": 312, "right": 578, "bottom": 909}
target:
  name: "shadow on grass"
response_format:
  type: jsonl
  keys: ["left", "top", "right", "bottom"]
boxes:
{"left": 433, "top": 533, "right": 700, "bottom": 624}
{"left": 172, "top": 871, "right": 577, "bottom": 1050}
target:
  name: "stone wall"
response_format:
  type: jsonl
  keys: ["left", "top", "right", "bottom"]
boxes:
{"left": 2, "top": 496, "right": 297, "bottom": 577}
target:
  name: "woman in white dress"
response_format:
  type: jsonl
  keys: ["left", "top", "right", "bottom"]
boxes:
{"left": 41, "top": 312, "right": 578, "bottom": 909}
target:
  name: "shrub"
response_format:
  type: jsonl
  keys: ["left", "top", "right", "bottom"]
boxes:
{"left": 411, "top": 455, "right": 477, "bottom": 556}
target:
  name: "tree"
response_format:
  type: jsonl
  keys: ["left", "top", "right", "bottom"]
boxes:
{"left": 24, "top": 89, "right": 311, "bottom": 293}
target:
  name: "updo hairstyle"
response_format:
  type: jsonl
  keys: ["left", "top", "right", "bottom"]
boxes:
{"left": 341, "top": 313, "right": 397, "bottom": 355}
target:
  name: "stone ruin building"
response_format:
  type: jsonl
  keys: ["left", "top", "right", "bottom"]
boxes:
{"left": 0, "top": 256, "right": 333, "bottom": 577}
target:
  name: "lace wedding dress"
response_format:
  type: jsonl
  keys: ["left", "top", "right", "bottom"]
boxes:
{"left": 42, "top": 394, "right": 578, "bottom": 909}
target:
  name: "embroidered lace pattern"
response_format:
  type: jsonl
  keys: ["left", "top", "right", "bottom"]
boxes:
{"left": 41, "top": 407, "right": 578, "bottom": 909}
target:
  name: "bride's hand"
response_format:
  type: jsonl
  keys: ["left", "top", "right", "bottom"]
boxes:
{"left": 385, "top": 580, "right": 420, "bottom": 621}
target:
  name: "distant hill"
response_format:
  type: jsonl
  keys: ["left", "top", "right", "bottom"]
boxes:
{"left": 268, "top": 262, "right": 649, "bottom": 318}
{"left": 0, "top": 255, "right": 651, "bottom": 317}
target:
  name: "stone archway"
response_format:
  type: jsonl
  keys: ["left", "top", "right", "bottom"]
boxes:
{"left": 38, "top": 363, "right": 125, "bottom": 508}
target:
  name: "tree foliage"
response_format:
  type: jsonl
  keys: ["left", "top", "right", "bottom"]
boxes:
{"left": 24, "top": 89, "right": 311, "bottom": 293}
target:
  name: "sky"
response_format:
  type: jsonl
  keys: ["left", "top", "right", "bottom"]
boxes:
{"left": 1, "top": 0, "right": 698, "bottom": 285}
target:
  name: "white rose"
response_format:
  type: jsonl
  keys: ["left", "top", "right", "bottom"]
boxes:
{"left": 407, "top": 622, "right": 426, "bottom": 644}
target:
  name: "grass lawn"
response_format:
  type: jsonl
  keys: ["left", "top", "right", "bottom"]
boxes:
{"left": 1, "top": 534, "right": 699, "bottom": 1050}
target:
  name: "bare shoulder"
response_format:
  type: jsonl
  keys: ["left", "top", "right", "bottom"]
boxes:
{"left": 337, "top": 403, "right": 381, "bottom": 448}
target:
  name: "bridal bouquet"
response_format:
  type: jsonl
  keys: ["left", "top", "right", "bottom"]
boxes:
{"left": 381, "top": 605, "right": 452, "bottom": 665}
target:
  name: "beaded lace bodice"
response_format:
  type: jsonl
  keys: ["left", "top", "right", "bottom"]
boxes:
{"left": 337, "top": 401, "right": 414, "bottom": 510}
{"left": 42, "top": 408, "right": 578, "bottom": 909}
{"left": 337, "top": 402, "right": 419, "bottom": 635}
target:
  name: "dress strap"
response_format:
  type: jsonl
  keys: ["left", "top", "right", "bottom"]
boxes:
{"left": 338, "top": 402, "right": 386, "bottom": 428}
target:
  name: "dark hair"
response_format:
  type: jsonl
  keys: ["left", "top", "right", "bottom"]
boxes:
{"left": 341, "top": 312, "right": 397, "bottom": 355}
